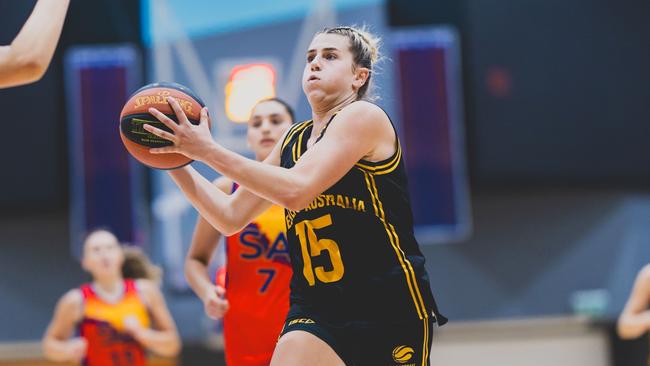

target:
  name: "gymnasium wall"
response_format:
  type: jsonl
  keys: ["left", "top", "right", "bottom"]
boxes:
{"left": 387, "top": 0, "right": 650, "bottom": 327}
{"left": 0, "top": 0, "right": 143, "bottom": 341}
{"left": 425, "top": 190, "right": 650, "bottom": 321}
{"left": 418, "top": 0, "right": 650, "bottom": 320}
{"left": 461, "top": 0, "right": 650, "bottom": 186}
{"left": 0, "top": 1, "right": 63, "bottom": 212}
{"left": 0, "top": 0, "right": 142, "bottom": 213}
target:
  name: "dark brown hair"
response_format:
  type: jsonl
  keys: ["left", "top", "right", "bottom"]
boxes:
{"left": 121, "top": 245, "right": 162, "bottom": 284}
{"left": 258, "top": 97, "right": 295, "bottom": 123}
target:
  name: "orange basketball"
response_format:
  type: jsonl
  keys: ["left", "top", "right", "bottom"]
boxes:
{"left": 119, "top": 82, "right": 209, "bottom": 169}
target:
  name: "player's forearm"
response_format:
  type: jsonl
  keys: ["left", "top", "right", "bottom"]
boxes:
{"left": 42, "top": 338, "right": 71, "bottom": 362}
{"left": 167, "top": 166, "right": 243, "bottom": 234}
{"left": 1, "top": 0, "right": 70, "bottom": 86}
{"left": 133, "top": 329, "right": 180, "bottom": 357}
{"left": 184, "top": 258, "right": 214, "bottom": 302}
{"left": 202, "top": 144, "right": 308, "bottom": 211}
{"left": 617, "top": 311, "right": 650, "bottom": 339}
{"left": 13, "top": 0, "right": 70, "bottom": 63}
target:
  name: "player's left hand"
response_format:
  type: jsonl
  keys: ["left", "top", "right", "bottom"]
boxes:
{"left": 123, "top": 316, "right": 145, "bottom": 339}
{"left": 203, "top": 284, "right": 229, "bottom": 320}
{"left": 144, "top": 97, "right": 214, "bottom": 161}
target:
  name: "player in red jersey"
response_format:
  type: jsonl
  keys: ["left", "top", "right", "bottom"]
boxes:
{"left": 184, "top": 98, "right": 294, "bottom": 366}
{"left": 42, "top": 229, "right": 180, "bottom": 365}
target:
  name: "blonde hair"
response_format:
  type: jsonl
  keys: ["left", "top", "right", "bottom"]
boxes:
{"left": 122, "top": 245, "right": 163, "bottom": 285}
{"left": 318, "top": 25, "right": 382, "bottom": 100}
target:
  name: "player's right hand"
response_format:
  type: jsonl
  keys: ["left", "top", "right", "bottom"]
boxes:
{"left": 203, "top": 285, "right": 229, "bottom": 320}
{"left": 65, "top": 337, "right": 87, "bottom": 362}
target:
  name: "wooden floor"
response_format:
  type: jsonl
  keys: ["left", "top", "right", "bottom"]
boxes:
{"left": 0, "top": 342, "right": 176, "bottom": 366}
{"left": 0, "top": 358, "right": 176, "bottom": 366}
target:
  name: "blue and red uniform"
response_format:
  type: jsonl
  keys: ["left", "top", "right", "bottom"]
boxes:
{"left": 220, "top": 183, "right": 292, "bottom": 366}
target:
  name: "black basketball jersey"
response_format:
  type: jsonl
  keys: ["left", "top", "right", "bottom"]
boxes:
{"left": 280, "top": 109, "right": 446, "bottom": 325}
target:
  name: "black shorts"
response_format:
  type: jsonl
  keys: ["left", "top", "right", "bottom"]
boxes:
{"left": 279, "top": 304, "right": 434, "bottom": 366}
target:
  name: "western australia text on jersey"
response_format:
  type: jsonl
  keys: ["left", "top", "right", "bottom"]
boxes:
{"left": 285, "top": 193, "right": 367, "bottom": 229}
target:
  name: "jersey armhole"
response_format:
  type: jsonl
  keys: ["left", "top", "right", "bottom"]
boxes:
{"left": 125, "top": 279, "right": 137, "bottom": 293}
{"left": 355, "top": 107, "right": 402, "bottom": 175}
{"left": 79, "top": 284, "right": 94, "bottom": 300}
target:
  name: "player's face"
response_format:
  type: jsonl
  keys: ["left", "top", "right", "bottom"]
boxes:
{"left": 247, "top": 100, "right": 293, "bottom": 160}
{"left": 303, "top": 33, "right": 364, "bottom": 103}
{"left": 82, "top": 231, "right": 124, "bottom": 279}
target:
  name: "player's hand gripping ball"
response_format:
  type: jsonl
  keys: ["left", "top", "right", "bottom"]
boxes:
{"left": 119, "top": 82, "right": 210, "bottom": 169}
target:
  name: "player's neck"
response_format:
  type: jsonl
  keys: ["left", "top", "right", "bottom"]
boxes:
{"left": 93, "top": 275, "right": 123, "bottom": 296}
{"left": 311, "top": 92, "right": 356, "bottom": 125}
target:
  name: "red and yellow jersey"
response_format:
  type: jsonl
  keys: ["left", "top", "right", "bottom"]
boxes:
{"left": 79, "top": 280, "right": 150, "bottom": 366}
{"left": 222, "top": 184, "right": 292, "bottom": 366}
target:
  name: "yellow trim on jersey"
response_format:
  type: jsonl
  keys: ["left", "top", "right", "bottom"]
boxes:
{"left": 362, "top": 170, "right": 428, "bottom": 320}
{"left": 355, "top": 142, "right": 402, "bottom": 175}
{"left": 292, "top": 137, "right": 298, "bottom": 162}
{"left": 422, "top": 318, "right": 429, "bottom": 366}
{"left": 282, "top": 120, "right": 312, "bottom": 151}
{"left": 368, "top": 173, "right": 429, "bottom": 318}
{"left": 288, "top": 112, "right": 342, "bottom": 162}
{"left": 295, "top": 125, "right": 308, "bottom": 161}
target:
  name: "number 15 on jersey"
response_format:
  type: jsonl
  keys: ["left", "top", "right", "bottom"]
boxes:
{"left": 295, "top": 214, "right": 345, "bottom": 286}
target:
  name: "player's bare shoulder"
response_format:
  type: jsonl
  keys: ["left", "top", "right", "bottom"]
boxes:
{"left": 338, "top": 101, "right": 390, "bottom": 130}
{"left": 56, "top": 288, "right": 84, "bottom": 321}
{"left": 637, "top": 264, "right": 650, "bottom": 287}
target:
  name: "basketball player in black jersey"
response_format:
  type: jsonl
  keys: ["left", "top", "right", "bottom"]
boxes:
{"left": 144, "top": 25, "right": 446, "bottom": 366}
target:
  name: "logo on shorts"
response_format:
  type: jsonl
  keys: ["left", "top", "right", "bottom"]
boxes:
{"left": 392, "top": 345, "right": 415, "bottom": 364}
{"left": 287, "top": 318, "right": 315, "bottom": 326}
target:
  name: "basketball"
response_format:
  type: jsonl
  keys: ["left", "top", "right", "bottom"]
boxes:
{"left": 119, "top": 82, "right": 208, "bottom": 169}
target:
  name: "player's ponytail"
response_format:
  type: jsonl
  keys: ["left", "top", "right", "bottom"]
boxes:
{"left": 121, "top": 245, "right": 163, "bottom": 285}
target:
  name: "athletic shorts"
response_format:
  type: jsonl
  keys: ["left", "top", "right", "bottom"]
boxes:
{"left": 279, "top": 304, "right": 435, "bottom": 366}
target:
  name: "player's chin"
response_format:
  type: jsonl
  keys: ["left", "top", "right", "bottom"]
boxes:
{"left": 304, "top": 87, "right": 329, "bottom": 103}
